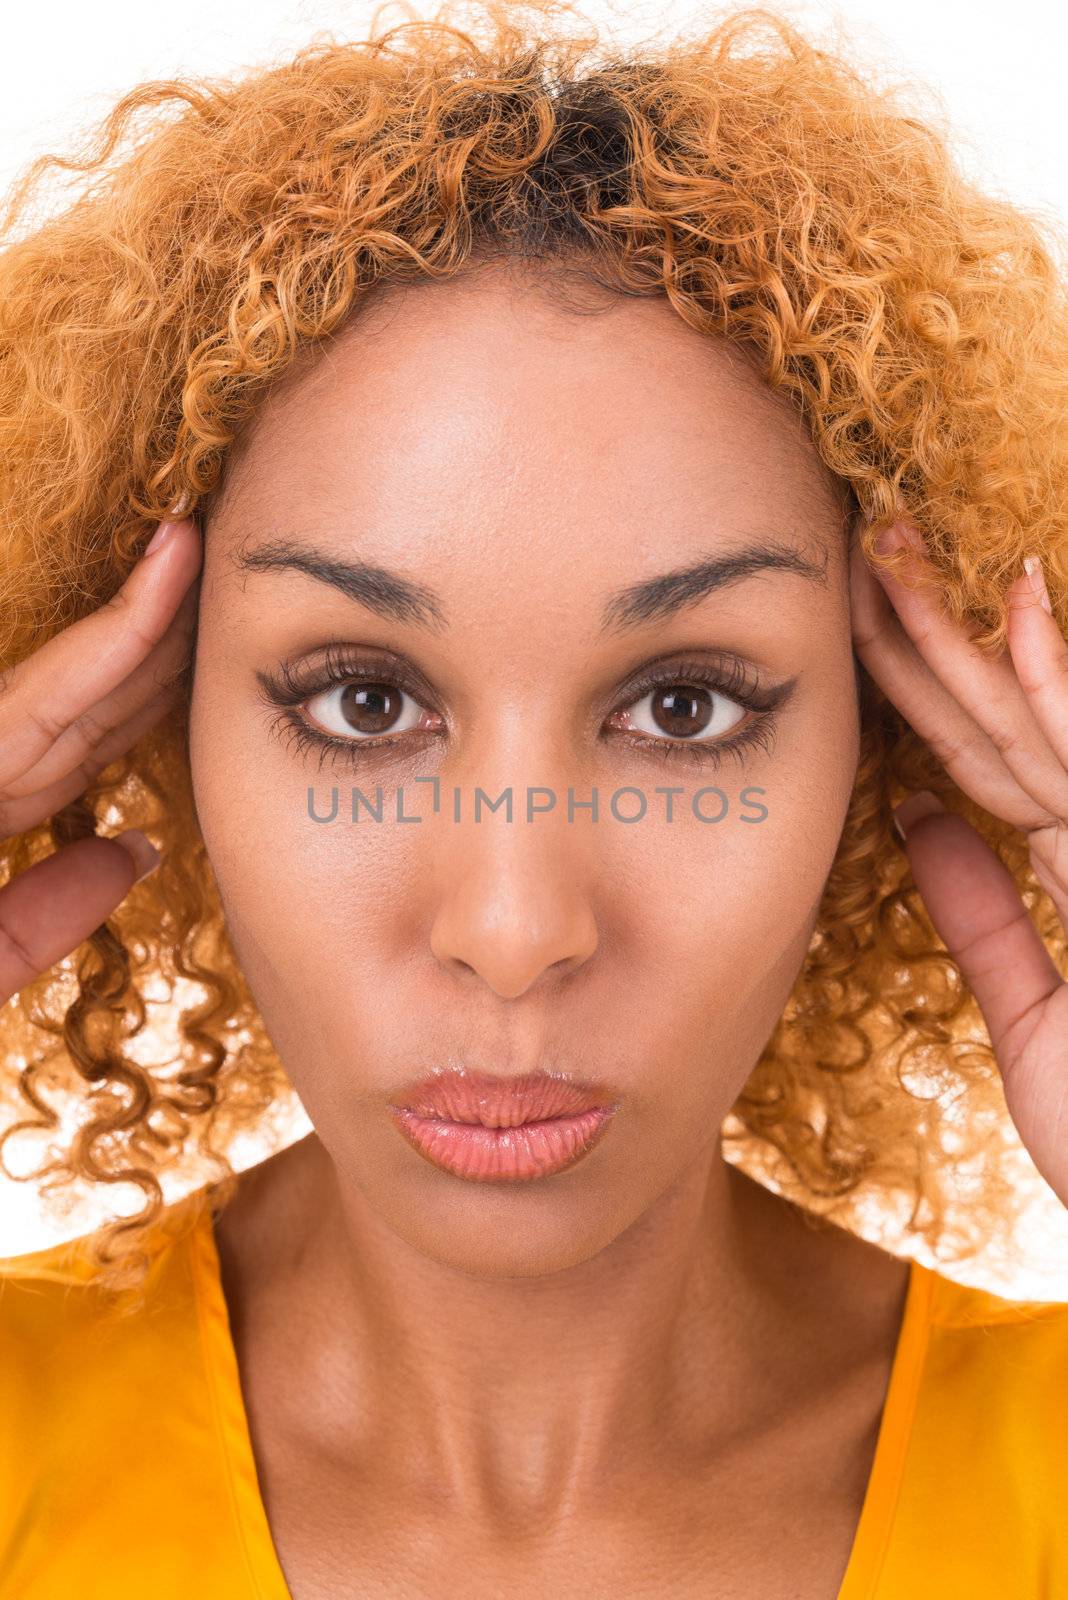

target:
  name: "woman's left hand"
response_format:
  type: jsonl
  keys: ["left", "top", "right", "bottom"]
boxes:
{"left": 850, "top": 517, "right": 1068, "bottom": 1211}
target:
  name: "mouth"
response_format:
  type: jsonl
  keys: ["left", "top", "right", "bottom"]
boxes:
{"left": 387, "top": 1067, "right": 622, "bottom": 1182}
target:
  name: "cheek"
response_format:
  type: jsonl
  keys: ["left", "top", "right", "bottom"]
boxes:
{"left": 615, "top": 755, "right": 853, "bottom": 1055}
{"left": 665, "top": 848, "right": 817, "bottom": 1057}
{"left": 192, "top": 765, "right": 413, "bottom": 977}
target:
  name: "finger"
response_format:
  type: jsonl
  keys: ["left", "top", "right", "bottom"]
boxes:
{"left": 869, "top": 522, "right": 1068, "bottom": 822}
{"left": 1004, "top": 556, "right": 1068, "bottom": 778}
{"left": 849, "top": 535, "right": 1046, "bottom": 828}
{"left": 2, "top": 575, "right": 199, "bottom": 805}
{"left": 1024, "top": 823, "right": 1068, "bottom": 936}
{"left": 0, "top": 517, "right": 201, "bottom": 788}
{"left": 0, "top": 832, "right": 160, "bottom": 1007}
{"left": 894, "top": 796, "right": 1062, "bottom": 1075}
{"left": 0, "top": 671, "right": 188, "bottom": 839}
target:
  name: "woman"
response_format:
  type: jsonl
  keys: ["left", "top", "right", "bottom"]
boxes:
{"left": 1, "top": 2, "right": 1067, "bottom": 1594}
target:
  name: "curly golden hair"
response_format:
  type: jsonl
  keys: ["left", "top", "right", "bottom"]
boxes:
{"left": 2, "top": 0, "right": 1066, "bottom": 1300}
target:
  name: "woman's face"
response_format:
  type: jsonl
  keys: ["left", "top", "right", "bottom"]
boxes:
{"left": 189, "top": 263, "right": 859, "bottom": 1274}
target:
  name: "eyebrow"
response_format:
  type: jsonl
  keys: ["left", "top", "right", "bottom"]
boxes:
{"left": 234, "top": 538, "right": 448, "bottom": 631}
{"left": 233, "top": 534, "right": 828, "bottom": 635}
{"left": 600, "top": 540, "right": 828, "bottom": 633}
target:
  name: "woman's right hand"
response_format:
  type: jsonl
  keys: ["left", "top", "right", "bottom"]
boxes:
{"left": 0, "top": 516, "right": 202, "bottom": 1007}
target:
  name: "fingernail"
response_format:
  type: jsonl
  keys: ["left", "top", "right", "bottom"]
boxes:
{"left": 145, "top": 520, "right": 181, "bottom": 557}
{"left": 892, "top": 790, "right": 945, "bottom": 840}
{"left": 1023, "top": 552, "right": 1053, "bottom": 616}
{"left": 112, "top": 828, "right": 161, "bottom": 881}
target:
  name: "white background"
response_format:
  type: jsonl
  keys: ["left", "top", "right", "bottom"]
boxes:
{"left": 3, "top": 0, "right": 1068, "bottom": 1291}
{"left": 2, "top": 0, "right": 1066, "bottom": 231}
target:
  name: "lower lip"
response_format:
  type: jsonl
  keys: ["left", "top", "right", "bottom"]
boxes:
{"left": 388, "top": 1106, "right": 617, "bottom": 1181}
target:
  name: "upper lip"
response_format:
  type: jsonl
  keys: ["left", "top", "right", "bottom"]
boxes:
{"left": 389, "top": 1067, "right": 622, "bottom": 1127}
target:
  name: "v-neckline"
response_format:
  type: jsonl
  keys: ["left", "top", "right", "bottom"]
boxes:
{"left": 191, "top": 1202, "right": 293, "bottom": 1600}
{"left": 190, "top": 1203, "right": 933, "bottom": 1600}
{"left": 834, "top": 1253, "right": 933, "bottom": 1597}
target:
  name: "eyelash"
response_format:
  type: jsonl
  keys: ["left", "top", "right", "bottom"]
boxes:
{"left": 256, "top": 643, "right": 792, "bottom": 772}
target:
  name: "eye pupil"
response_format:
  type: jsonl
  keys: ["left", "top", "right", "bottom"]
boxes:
{"left": 339, "top": 682, "right": 401, "bottom": 734}
{"left": 651, "top": 685, "right": 713, "bottom": 738}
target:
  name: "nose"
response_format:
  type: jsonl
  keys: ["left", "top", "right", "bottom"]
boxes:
{"left": 428, "top": 812, "right": 600, "bottom": 1001}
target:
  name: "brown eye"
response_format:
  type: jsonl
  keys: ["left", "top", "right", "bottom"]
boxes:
{"left": 651, "top": 686, "right": 713, "bottom": 738}
{"left": 615, "top": 681, "right": 747, "bottom": 743}
{"left": 304, "top": 680, "right": 430, "bottom": 741}
{"left": 341, "top": 683, "right": 401, "bottom": 734}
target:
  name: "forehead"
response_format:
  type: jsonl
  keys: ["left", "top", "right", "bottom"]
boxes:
{"left": 209, "top": 262, "right": 850, "bottom": 565}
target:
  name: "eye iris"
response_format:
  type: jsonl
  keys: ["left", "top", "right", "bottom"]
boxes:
{"left": 652, "top": 684, "right": 713, "bottom": 738}
{"left": 339, "top": 682, "right": 401, "bottom": 735}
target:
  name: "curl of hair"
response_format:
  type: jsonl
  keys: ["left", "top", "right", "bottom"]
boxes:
{"left": 1, "top": 0, "right": 1066, "bottom": 1303}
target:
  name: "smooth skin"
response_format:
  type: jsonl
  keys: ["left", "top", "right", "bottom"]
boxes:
{"left": 1, "top": 261, "right": 1064, "bottom": 1598}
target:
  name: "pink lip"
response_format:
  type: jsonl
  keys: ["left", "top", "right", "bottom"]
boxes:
{"left": 387, "top": 1067, "right": 622, "bottom": 1181}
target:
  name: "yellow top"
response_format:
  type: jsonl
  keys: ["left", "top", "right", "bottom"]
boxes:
{"left": 2, "top": 1193, "right": 1068, "bottom": 1599}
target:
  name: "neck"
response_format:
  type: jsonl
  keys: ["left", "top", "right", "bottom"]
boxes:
{"left": 212, "top": 1128, "right": 905, "bottom": 1526}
